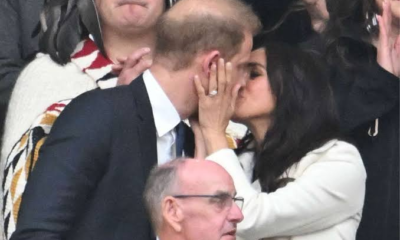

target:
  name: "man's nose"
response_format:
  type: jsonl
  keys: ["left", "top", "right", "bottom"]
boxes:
{"left": 228, "top": 202, "right": 244, "bottom": 223}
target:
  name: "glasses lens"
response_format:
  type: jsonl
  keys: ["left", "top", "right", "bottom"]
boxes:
{"left": 234, "top": 197, "right": 244, "bottom": 210}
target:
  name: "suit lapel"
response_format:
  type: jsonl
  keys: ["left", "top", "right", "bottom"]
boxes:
{"left": 129, "top": 76, "right": 158, "bottom": 180}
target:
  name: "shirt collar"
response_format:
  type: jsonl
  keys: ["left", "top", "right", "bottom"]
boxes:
{"left": 143, "top": 70, "right": 181, "bottom": 137}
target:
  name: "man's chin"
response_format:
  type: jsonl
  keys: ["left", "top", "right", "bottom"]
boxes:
{"left": 221, "top": 230, "right": 237, "bottom": 240}
{"left": 221, "top": 234, "right": 236, "bottom": 240}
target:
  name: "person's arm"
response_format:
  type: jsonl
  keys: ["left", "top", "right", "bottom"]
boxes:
{"left": 9, "top": 90, "right": 112, "bottom": 240}
{"left": 207, "top": 141, "right": 366, "bottom": 239}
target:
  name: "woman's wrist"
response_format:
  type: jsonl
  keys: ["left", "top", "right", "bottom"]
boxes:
{"left": 202, "top": 130, "right": 229, "bottom": 155}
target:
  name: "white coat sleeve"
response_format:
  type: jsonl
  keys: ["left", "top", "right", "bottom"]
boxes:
{"left": 206, "top": 141, "right": 366, "bottom": 239}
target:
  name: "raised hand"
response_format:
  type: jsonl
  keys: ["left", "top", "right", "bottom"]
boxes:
{"left": 376, "top": 0, "right": 400, "bottom": 77}
{"left": 112, "top": 47, "right": 153, "bottom": 85}
{"left": 193, "top": 58, "right": 241, "bottom": 155}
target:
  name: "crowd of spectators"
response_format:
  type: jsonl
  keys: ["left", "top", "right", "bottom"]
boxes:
{"left": 0, "top": 0, "right": 398, "bottom": 239}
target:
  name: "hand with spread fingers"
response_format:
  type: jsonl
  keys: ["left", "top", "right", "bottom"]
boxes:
{"left": 193, "top": 58, "right": 241, "bottom": 155}
{"left": 112, "top": 47, "right": 153, "bottom": 85}
{"left": 376, "top": 0, "right": 400, "bottom": 77}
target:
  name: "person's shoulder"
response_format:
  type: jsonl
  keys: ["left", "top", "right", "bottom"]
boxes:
{"left": 292, "top": 139, "right": 366, "bottom": 178}
{"left": 23, "top": 53, "right": 65, "bottom": 69}
{"left": 307, "top": 139, "right": 364, "bottom": 167}
{"left": 18, "top": 53, "right": 85, "bottom": 79}
{"left": 310, "top": 139, "right": 356, "bottom": 153}
{"left": 67, "top": 84, "right": 134, "bottom": 113}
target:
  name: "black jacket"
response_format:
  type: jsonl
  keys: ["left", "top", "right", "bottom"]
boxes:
{"left": 11, "top": 77, "right": 160, "bottom": 240}
{"left": 328, "top": 36, "right": 399, "bottom": 240}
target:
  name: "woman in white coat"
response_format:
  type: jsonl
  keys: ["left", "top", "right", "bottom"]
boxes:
{"left": 192, "top": 39, "right": 366, "bottom": 240}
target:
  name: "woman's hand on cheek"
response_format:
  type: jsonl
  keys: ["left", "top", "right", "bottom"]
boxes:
{"left": 193, "top": 58, "right": 241, "bottom": 154}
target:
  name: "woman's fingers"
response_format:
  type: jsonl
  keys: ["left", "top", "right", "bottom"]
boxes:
{"left": 217, "top": 58, "right": 227, "bottom": 94}
{"left": 208, "top": 63, "right": 217, "bottom": 95}
{"left": 194, "top": 75, "right": 206, "bottom": 98}
{"left": 383, "top": 1, "right": 392, "bottom": 29}
{"left": 225, "top": 62, "right": 232, "bottom": 85}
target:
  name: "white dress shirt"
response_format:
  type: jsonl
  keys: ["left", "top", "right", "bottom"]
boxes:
{"left": 143, "top": 70, "right": 181, "bottom": 165}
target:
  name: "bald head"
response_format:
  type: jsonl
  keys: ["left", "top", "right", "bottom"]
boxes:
{"left": 143, "top": 158, "right": 237, "bottom": 233}
{"left": 177, "top": 160, "right": 235, "bottom": 195}
{"left": 167, "top": 0, "right": 257, "bottom": 24}
{"left": 154, "top": 0, "right": 261, "bottom": 70}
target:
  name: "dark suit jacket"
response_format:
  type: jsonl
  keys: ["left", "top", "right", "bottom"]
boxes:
{"left": 10, "top": 76, "right": 160, "bottom": 240}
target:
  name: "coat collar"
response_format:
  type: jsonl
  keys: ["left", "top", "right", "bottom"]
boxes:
{"left": 129, "top": 76, "right": 158, "bottom": 179}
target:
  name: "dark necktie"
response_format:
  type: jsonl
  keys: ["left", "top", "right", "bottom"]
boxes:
{"left": 175, "top": 122, "right": 186, "bottom": 157}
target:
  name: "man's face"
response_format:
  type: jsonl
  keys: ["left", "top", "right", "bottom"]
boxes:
{"left": 227, "top": 31, "right": 254, "bottom": 88}
{"left": 95, "top": 0, "right": 165, "bottom": 33}
{"left": 177, "top": 162, "right": 244, "bottom": 240}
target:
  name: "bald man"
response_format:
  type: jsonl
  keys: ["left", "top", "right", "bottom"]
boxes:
{"left": 10, "top": 1, "right": 260, "bottom": 240}
{"left": 144, "top": 158, "right": 244, "bottom": 240}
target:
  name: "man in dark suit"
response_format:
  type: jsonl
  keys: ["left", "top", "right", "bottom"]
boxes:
{"left": 10, "top": 0, "right": 261, "bottom": 240}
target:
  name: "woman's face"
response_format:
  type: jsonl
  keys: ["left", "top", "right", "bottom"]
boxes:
{"left": 232, "top": 48, "right": 276, "bottom": 124}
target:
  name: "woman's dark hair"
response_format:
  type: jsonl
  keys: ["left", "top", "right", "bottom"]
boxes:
{"left": 244, "top": 0, "right": 314, "bottom": 44}
{"left": 323, "top": 0, "right": 379, "bottom": 68}
{"left": 238, "top": 38, "right": 340, "bottom": 193}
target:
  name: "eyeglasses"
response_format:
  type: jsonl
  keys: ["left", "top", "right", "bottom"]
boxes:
{"left": 172, "top": 193, "right": 244, "bottom": 210}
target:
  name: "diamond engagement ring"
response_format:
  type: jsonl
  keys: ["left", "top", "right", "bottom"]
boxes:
{"left": 208, "top": 90, "right": 218, "bottom": 97}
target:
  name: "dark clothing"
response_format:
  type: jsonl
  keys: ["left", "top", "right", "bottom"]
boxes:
{"left": 0, "top": 0, "right": 43, "bottom": 143}
{"left": 328, "top": 36, "right": 399, "bottom": 240}
{"left": 11, "top": 77, "right": 161, "bottom": 240}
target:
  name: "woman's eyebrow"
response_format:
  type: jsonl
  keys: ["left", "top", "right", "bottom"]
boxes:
{"left": 247, "top": 62, "right": 265, "bottom": 69}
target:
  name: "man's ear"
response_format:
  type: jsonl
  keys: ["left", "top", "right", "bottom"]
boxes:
{"left": 162, "top": 197, "right": 184, "bottom": 232}
{"left": 202, "top": 50, "right": 220, "bottom": 76}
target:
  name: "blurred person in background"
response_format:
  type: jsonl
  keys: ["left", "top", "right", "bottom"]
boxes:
{"left": 323, "top": 0, "right": 399, "bottom": 239}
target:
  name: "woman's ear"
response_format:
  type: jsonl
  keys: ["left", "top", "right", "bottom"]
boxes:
{"left": 162, "top": 197, "right": 184, "bottom": 232}
{"left": 202, "top": 50, "right": 220, "bottom": 76}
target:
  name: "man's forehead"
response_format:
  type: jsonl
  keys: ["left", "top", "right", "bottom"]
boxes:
{"left": 232, "top": 36, "right": 253, "bottom": 66}
{"left": 178, "top": 161, "right": 235, "bottom": 193}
